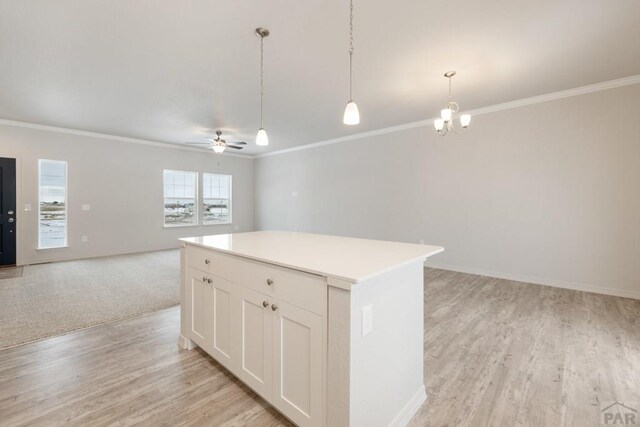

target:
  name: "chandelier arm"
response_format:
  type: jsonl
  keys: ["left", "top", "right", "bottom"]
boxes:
{"left": 449, "top": 122, "right": 468, "bottom": 134}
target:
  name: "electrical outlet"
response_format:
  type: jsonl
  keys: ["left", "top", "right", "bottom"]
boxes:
{"left": 25, "top": 204, "right": 32, "bottom": 211}
{"left": 81, "top": 235, "right": 88, "bottom": 243}
{"left": 362, "top": 305, "right": 373, "bottom": 337}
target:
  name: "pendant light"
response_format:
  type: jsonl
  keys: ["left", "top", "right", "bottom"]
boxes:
{"left": 343, "top": 0, "right": 360, "bottom": 125}
{"left": 256, "top": 27, "right": 270, "bottom": 146}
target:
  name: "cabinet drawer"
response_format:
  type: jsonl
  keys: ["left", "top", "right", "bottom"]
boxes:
{"left": 188, "top": 245, "right": 215, "bottom": 273}
{"left": 266, "top": 265, "right": 326, "bottom": 316}
{"left": 186, "top": 246, "right": 327, "bottom": 315}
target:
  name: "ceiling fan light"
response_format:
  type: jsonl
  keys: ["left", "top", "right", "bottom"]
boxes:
{"left": 434, "top": 118, "right": 445, "bottom": 131}
{"left": 441, "top": 108, "right": 452, "bottom": 122}
{"left": 460, "top": 114, "right": 471, "bottom": 128}
{"left": 212, "top": 145, "right": 226, "bottom": 154}
{"left": 343, "top": 100, "right": 360, "bottom": 125}
{"left": 256, "top": 128, "right": 269, "bottom": 146}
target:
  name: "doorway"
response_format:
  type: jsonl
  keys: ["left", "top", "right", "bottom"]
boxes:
{"left": 0, "top": 157, "right": 17, "bottom": 266}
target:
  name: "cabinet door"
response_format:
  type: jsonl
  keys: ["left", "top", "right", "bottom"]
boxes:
{"left": 272, "top": 301, "right": 324, "bottom": 427}
{"left": 189, "top": 270, "right": 214, "bottom": 354}
{"left": 238, "top": 287, "right": 273, "bottom": 400}
{"left": 210, "top": 276, "right": 238, "bottom": 372}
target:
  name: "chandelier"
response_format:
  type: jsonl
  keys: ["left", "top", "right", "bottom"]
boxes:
{"left": 434, "top": 71, "right": 471, "bottom": 135}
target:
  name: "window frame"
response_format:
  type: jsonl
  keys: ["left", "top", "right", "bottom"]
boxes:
{"left": 37, "top": 159, "right": 69, "bottom": 250}
{"left": 202, "top": 173, "right": 233, "bottom": 226}
{"left": 162, "top": 169, "right": 199, "bottom": 228}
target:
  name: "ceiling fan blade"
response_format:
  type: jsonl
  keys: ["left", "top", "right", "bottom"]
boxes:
{"left": 229, "top": 141, "right": 247, "bottom": 145}
{"left": 185, "top": 142, "right": 212, "bottom": 145}
{"left": 225, "top": 145, "right": 244, "bottom": 150}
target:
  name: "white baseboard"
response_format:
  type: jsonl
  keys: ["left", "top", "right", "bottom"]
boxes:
{"left": 425, "top": 261, "right": 640, "bottom": 301}
{"left": 389, "top": 385, "right": 427, "bottom": 427}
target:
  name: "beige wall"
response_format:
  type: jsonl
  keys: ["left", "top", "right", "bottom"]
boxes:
{"left": 255, "top": 84, "right": 640, "bottom": 298}
{"left": 0, "top": 125, "right": 254, "bottom": 264}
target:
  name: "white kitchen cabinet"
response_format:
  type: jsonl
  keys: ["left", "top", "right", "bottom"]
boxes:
{"left": 237, "top": 286, "right": 273, "bottom": 400}
{"left": 210, "top": 276, "right": 237, "bottom": 372}
{"left": 188, "top": 269, "right": 213, "bottom": 354}
{"left": 272, "top": 299, "right": 324, "bottom": 427}
{"left": 188, "top": 268, "right": 324, "bottom": 425}
{"left": 180, "top": 231, "right": 444, "bottom": 427}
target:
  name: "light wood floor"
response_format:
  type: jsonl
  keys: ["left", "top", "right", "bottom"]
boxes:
{"left": 1, "top": 268, "right": 638, "bottom": 426}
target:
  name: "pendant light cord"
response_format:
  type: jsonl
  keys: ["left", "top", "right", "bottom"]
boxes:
{"left": 349, "top": 0, "right": 354, "bottom": 101}
{"left": 260, "top": 34, "right": 264, "bottom": 129}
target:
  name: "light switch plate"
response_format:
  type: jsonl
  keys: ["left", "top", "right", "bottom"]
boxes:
{"left": 25, "top": 204, "right": 32, "bottom": 211}
{"left": 362, "top": 305, "right": 373, "bottom": 337}
{"left": 81, "top": 204, "right": 91, "bottom": 211}
{"left": 81, "top": 235, "right": 88, "bottom": 243}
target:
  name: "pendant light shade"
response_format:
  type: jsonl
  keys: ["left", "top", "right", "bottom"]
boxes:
{"left": 343, "top": 100, "right": 360, "bottom": 125}
{"left": 256, "top": 27, "right": 269, "bottom": 146}
{"left": 256, "top": 128, "right": 269, "bottom": 146}
{"left": 212, "top": 145, "right": 226, "bottom": 154}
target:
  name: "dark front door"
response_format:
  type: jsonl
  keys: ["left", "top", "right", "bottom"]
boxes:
{"left": 0, "top": 158, "right": 17, "bottom": 266}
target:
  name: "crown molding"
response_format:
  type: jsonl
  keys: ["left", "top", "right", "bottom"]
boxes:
{"left": 256, "top": 74, "right": 640, "bottom": 159}
{"left": 1, "top": 74, "right": 638, "bottom": 160}
{"left": 0, "top": 118, "right": 252, "bottom": 159}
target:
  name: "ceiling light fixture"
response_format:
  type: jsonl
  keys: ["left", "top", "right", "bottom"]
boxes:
{"left": 185, "top": 131, "right": 247, "bottom": 153}
{"left": 256, "top": 27, "right": 270, "bottom": 146}
{"left": 434, "top": 71, "right": 471, "bottom": 136}
{"left": 343, "top": 0, "right": 360, "bottom": 125}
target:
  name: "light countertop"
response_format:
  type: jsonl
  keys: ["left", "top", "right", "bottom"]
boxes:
{"left": 180, "top": 231, "right": 443, "bottom": 284}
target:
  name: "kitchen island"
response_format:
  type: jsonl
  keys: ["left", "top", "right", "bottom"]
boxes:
{"left": 179, "top": 231, "right": 443, "bottom": 427}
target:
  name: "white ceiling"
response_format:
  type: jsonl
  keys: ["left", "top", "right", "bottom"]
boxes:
{"left": 0, "top": 0, "right": 639, "bottom": 155}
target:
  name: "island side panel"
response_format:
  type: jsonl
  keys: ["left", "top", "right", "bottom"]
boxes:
{"left": 349, "top": 261, "right": 426, "bottom": 427}
{"left": 179, "top": 243, "right": 196, "bottom": 350}
{"left": 327, "top": 281, "right": 353, "bottom": 426}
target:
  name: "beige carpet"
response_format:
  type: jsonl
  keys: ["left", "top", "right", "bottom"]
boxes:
{"left": 0, "top": 250, "right": 180, "bottom": 349}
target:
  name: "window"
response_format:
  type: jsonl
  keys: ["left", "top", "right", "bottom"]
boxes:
{"left": 163, "top": 170, "right": 198, "bottom": 226}
{"left": 38, "top": 160, "right": 68, "bottom": 249}
{"left": 203, "top": 173, "right": 232, "bottom": 225}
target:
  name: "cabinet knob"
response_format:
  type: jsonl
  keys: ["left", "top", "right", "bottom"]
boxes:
{"left": 202, "top": 276, "right": 207, "bottom": 282}
{"left": 271, "top": 304, "right": 279, "bottom": 311}
{"left": 266, "top": 278, "right": 274, "bottom": 286}
{"left": 263, "top": 301, "right": 269, "bottom": 308}
{"left": 207, "top": 278, "right": 213, "bottom": 284}
{"left": 204, "top": 259, "right": 210, "bottom": 265}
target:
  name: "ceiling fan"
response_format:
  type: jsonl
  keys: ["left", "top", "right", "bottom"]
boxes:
{"left": 185, "top": 130, "right": 247, "bottom": 154}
